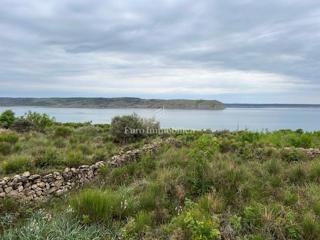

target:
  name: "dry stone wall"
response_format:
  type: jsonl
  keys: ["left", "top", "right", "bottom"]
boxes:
{"left": 0, "top": 139, "right": 171, "bottom": 201}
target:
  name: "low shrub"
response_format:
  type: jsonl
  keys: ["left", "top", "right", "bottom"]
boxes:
{"left": 65, "top": 150, "right": 86, "bottom": 167}
{"left": 110, "top": 114, "right": 159, "bottom": 144}
{"left": 71, "top": 188, "right": 136, "bottom": 224}
{"left": 1, "top": 156, "right": 32, "bottom": 174}
{"left": 301, "top": 214, "right": 320, "bottom": 239}
{"left": 281, "top": 148, "right": 307, "bottom": 162}
{"left": 34, "top": 148, "right": 62, "bottom": 168}
{"left": 11, "top": 118, "right": 34, "bottom": 132}
{"left": 242, "top": 203, "right": 300, "bottom": 239}
{"left": 54, "top": 126, "right": 73, "bottom": 138}
{"left": 23, "top": 111, "right": 55, "bottom": 132}
{"left": 0, "top": 133, "right": 19, "bottom": 144}
{"left": 0, "top": 110, "right": 15, "bottom": 128}
{"left": 309, "top": 162, "right": 320, "bottom": 182}
{"left": 122, "top": 211, "right": 153, "bottom": 238}
{"left": 288, "top": 165, "right": 306, "bottom": 184}
{"left": 0, "top": 142, "right": 12, "bottom": 155}
{"left": 168, "top": 200, "right": 221, "bottom": 240}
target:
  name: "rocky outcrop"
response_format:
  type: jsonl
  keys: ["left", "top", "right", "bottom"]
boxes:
{"left": 0, "top": 139, "right": 174, "bottom": 201}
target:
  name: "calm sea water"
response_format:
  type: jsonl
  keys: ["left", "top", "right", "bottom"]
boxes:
{"left": 1, "top": 106, "right": 319, "bottom": 131}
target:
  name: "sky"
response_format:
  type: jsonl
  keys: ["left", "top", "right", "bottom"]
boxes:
{"left": 0, "top": 0, "right": 320, "bottom": 103}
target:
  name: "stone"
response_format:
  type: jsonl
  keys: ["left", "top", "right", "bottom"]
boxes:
{"left": 48, "top": 187, "right": 57, "bottom": 194}
{"left": 0, "top": 192, "right": 5, "bottom": 198}
{"left": 37, "top": 182, "right": 46, "bottom": 188}
{"left": 18, "top": 185, "right": 24, "bottom": 192}
{"left": 55, "top": 189, "right": 65, "bottom": 196}
{"left": 4, "top": 187, "right": 13, "bottom": 193}
{"left": 8, "top": 190, "right": 18, "bottom": 197}
{"left": 22, "top": 171, "right": 31, "bottom": 177}
{"left": 29, "top": 174, "right": 40, "bottom": 181}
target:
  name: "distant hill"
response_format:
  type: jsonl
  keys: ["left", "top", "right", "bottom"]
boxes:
{"left": 225, "top": 103, "right": 320, "bottom": 108}
{"left": 0, "top": 98, "right": 225, "bottom": 110}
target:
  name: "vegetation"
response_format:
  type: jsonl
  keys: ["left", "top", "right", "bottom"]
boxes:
{"left": 0, "top": 97, "right": 225, "bottom": 110}
{"left": 0, "top": 110, "right": 15, "bottom": 128}
{"left": 1, "top": 110, "right": 320, "bottom": 239}
{"left": 110, "top": 114, "right": 159, "bottom": 143}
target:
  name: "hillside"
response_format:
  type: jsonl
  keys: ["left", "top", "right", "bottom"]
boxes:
{"left": 0, "top": 98, "right": 225, "bottom": 110}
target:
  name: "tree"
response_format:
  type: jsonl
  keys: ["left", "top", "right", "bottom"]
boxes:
{"left": 0, "top": 110, "right": 15, "bottom": 128}
{"left": 110, "top": 114, "right": 160, "bottom": 144}
{"left": 23, "top": 111, "right": 55, "bottom": 132}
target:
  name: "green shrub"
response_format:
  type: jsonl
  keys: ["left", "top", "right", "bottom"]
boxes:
{"left": 65, "top": 151, "right": 86, "bottom": 167}
{"left": 0, "top": 110, "right": 15, "bottom": 128}
{"left": 122, "top": 211, "right": 153, "bottom": 238}
{"left": 0, "top": 133, "right": 19, "bottom": 144}
{"left": 34, "top": 148, "right": 62, "bottom": 168}
{"left": 1, "top": 156, "right": 32, "bottom": 174}
{"left": 281, "top": 148, "right": 307, "bottom": 162}
{"left": 288, "top": 165, "right": 306, "bottom": 184}
{"left": 169, "top": 200, "right": 221, "bottom": 240}
{"left": 243, "top": 203, "right": 300, "bottom": 239}
{"left": 309, "top": 162, "right": 320, "bottom": 182}
{"left": 110, "top": 114, "right": 159, "bottom": 143}
{"left": 23, "top": 111, "right": 55, "bottom": 132}
{"left": 139, "top": 183, "right": 166, "bottom": 211}
{"left": 0, "top": 142, "right": 11, "bottom": 155}
{"left": 302, "top": 214, "right": 320, "bottom": 239}
{"left": 11, "top": 118, "right": 34, "bottom": 132}
{"left": 70, "top": 188, "right": 136, "bottom": 224}
{"left": 54, "top": 126, "right": 73, "bottom": 138}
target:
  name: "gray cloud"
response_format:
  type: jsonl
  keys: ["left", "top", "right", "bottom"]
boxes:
{"left": 0, "top": 0, "right": 319, "bottom": 103}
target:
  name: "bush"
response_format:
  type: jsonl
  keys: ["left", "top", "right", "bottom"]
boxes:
{"left": 122, "top": 211, "right": 153, "bottom": 238}
{"left": 70, "top": 188, "right": 136, "bottom": 224}
{"left": 0, "top": 142, "right": 11, "bottom": 155}
{"left": 11, "top": 118, "right": 34, "bottom": 132}
{"left": 1, "top": 156, "right": 32, "bottom": 174}
{"left": 0, "top": 133, "right": 19, "bottom": 144}
{"left": 65, "top": 151, "right": 86, "bottom": 167}
{"left": 23, "top": 111, "right": 55, "bottom": 132}
{"left": 169, "top": 200, "right": 221, "bottom": 240}
{"left": 34, "top": 148, "right": 62, "bottom": 168}
{"left": 0, "top": 110, "right": 15, "bottom": 128}
{"left": 242, "top": 203, "right": 300, "bottom": 239}
{"left": 54, "top": 126, "right": 73, "bottom": 138}
{"left": 281, "top": 148, "right": 307, "bottom": 162}
{"left": 110, "top": 114, "right": 159, "bottom": 144}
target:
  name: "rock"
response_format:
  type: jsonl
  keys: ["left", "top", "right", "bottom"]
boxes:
{"left": 55, "top": 189, "right": 65, "bottom": 196}
{"left": 48, "top": 187, "right": 57, "bottom": 194}
{"left": 18, "top": 186, "right": 24, "bottom": 192}
{"left": 29, "top": 174, "right": 40, "bottom": 181}
{"left": 8, "top": 190, "right": 18, "bottom": 197}
{"left": 0, "top": 192, "right": 5, "bottom": 198}
{"left": 22, "top": 171, "right": 31, "bottom": 177}
{"left": 37, "top": 182, "right": 46, "bottom": 188}
{"left": 4, "top": 187, "right": 13, "bottom": 193}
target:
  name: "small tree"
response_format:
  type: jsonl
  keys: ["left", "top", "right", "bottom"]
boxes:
{"left": 0, "top": 110, "right": 15, "bottom": 128}
{"left": 110, "top": 114, "right": 160, "bottom": 144}
{"left": 11, "top": 118, "right": 34, "bottom": 132}
{"left": 23, "top": 111, "right": 55, "bottom": 132}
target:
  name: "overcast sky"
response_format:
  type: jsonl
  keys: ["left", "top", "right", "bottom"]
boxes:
{"left": 0, "top": 0, "right": 319, "bottom": 103}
